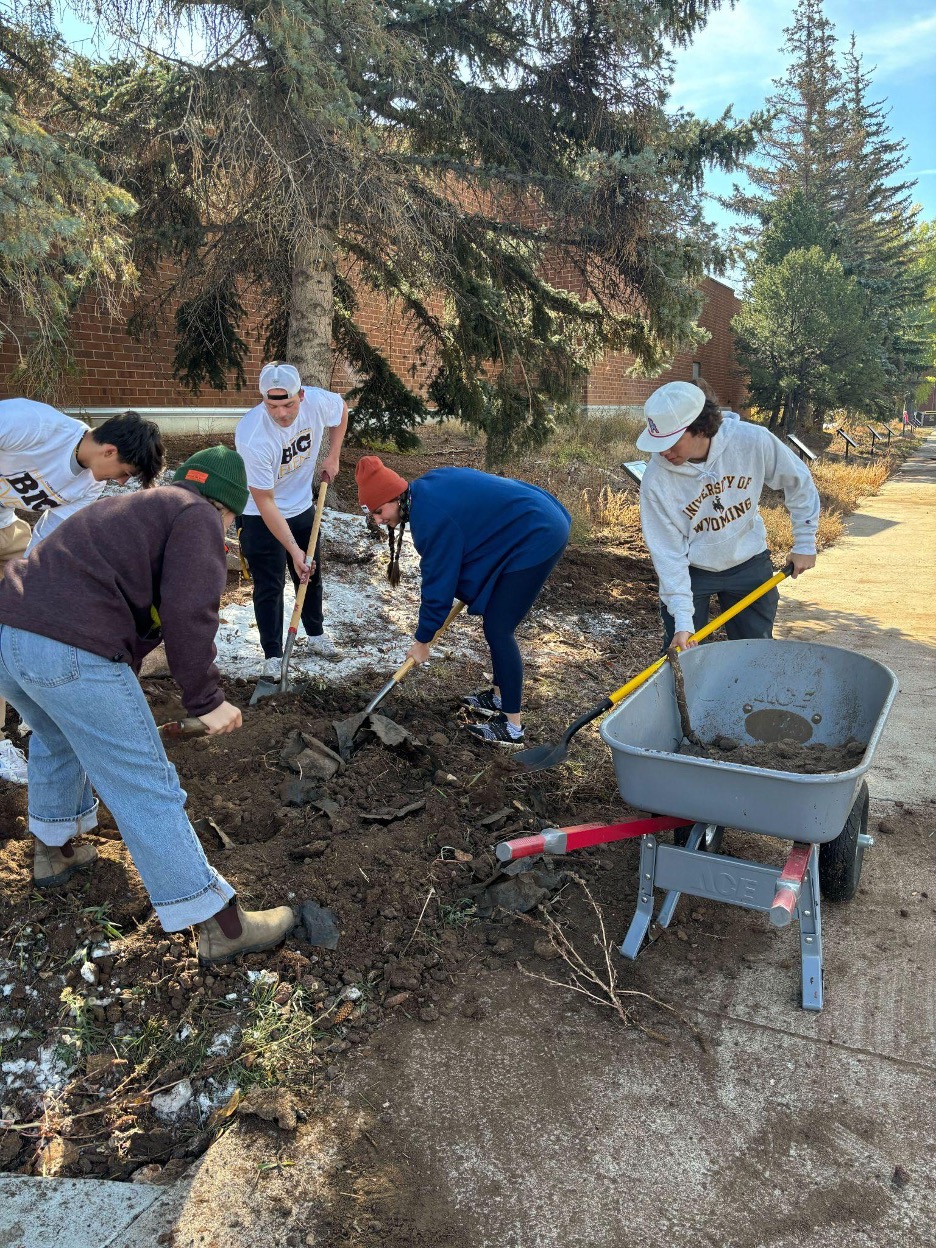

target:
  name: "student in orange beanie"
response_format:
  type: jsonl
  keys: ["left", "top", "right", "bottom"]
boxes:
{"left": 356, "top": 456, "right": 570, "bottom": 747}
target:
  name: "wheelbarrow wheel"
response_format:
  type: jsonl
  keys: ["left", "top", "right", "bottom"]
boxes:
{"left": 674, "top": 824, "right": 725, "bottom": 853}
{"left": 819, "top": 781, "right": 869, "bottom": 902}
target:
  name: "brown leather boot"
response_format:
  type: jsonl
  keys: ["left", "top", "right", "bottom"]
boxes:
{"left": 196, "top": 900, "right": 295, "bottom": 965}
{"left": 33, "top": 839, "right": 98, "bottom": 887}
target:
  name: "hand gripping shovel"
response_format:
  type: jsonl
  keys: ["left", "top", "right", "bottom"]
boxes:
{"left": 250, "top": 479, "right": 329, "bottom": 706}
{"left": 514, "top": 564, "right": 793, "bottom": 773}
{"left": 332, "top": 600, "right": 466, "bottom": 757}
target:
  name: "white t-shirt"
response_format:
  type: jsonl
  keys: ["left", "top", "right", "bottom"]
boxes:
{"left": 0, "top": 398, "right": 105, "bottom": 545}
{"left": 235, "top": 389, "right": 344, "bottom": 519}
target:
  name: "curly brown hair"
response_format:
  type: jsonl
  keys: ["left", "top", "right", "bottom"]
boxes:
{"left": 687, "top": 398, "right": 723, "bottom": 439}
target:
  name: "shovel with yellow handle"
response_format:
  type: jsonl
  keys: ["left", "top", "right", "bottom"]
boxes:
{"left": 513, "top": 565, "right": 793, "bottom": 773}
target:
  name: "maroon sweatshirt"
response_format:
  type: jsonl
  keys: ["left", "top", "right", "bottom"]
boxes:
{"left": 0, "top": 483, "right": 228, "bottom": 716}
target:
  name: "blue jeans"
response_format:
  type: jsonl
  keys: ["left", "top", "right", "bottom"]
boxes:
{"left": 659, "top": 549, "right": 779, "bottom": 652}
{"left": 0, "top": 625, "right": 234, "bottom": 931}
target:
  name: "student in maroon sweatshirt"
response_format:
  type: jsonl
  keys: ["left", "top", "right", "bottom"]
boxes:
{"left": 0, "top": 446, "right": 294, "bottom": 964}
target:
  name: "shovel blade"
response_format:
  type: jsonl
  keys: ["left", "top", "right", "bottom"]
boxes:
{"left": 249, "top": 677, "right": 281, "bottom": 706}
{"left": 512, "top": 741, "right": 570, "bottom": 773}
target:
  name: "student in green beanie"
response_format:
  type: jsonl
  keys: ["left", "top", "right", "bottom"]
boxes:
{"left": 0, "top": 446, "right": 295, "bottom": 965}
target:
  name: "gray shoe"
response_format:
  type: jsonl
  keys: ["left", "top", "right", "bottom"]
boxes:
{"left": 261, "top": 656, "right": 282, "bottom": 681}
{"left": 305, "top": 633, "right": 340, "bottom": 661}
{"left": 34, "top": 839, "right": 98, "bottom": 887}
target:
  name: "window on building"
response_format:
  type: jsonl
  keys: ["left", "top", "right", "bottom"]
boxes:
{"left": 691, "top": 361, "right": 701, "bottom": 380}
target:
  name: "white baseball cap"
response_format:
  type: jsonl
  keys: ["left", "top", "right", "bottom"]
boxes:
{"left": 259, "top": 361, "right": 302, "bottom": 398}
{"left": 636, "top": 382, "right": 706, "bottom": 452}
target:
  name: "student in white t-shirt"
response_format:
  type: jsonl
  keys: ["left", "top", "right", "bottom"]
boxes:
{"left": 235, "top": 363, "right": 349, "bottom": 678}
{"left": 0, "top": 399, "right": 164, "bottom": 782}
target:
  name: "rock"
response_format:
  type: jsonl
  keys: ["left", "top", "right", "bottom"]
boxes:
{"left": 891, "top": 1165, "right": 911, "bottom": 1190}
{"left": 238, "top": 1086, "right": 300, "bottom": 1131}
{"left": 419, "top": 1005, "right": 439, "bottom": 1023}
{"left": 152, "top": 1080, "right": 194, "bottom": 1120}
{"left": 533, "top": 938, "right": 560, "bottom": 961}
{"left": 296, "top": 900, "right": 340, "bottom": 950}
{"left": 878, "top": 819, "right": 897, "bottom": 835}
{"left": 717, "top": 736, "right": 740, "bottom": 751}
{"left": 428, "top": 732, "right": 449, "bottom": 748}
{"left": 675, "top": 928, "right": 689, "bottom": 943}
{"left": 38, "top": 1135, "right": 79, "bottom": 1175}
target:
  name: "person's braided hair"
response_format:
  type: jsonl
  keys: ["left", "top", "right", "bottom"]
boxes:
{"left": 386, "top": 490, "right": 411, "bottom": 587}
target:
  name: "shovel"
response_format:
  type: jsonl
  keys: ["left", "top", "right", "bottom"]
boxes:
{"left": 332, "top": 599, "right": 466, "bottom": 756}
{"left": 514, "top": 564, "right": 793, "bottom": 773}
{"left": 158, "top": 718, "right": 206, "bottom": 740}
{"left": 250, "top": 479, "right": 329, "bottom": 706}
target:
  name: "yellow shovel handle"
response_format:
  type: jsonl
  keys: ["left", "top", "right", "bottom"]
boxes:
{"left": 608, "top": 565, "right": 791, "bottom": 708}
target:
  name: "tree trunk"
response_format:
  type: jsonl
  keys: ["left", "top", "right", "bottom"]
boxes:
{"left": 767, "top": 399, "right": 783, "bottom": 431}
{"left": 287, "top": 229, "right": 336, "bottom": 389}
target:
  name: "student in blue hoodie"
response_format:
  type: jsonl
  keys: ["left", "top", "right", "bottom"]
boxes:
{"left": 356, "top": 456, "right": 570, "bottom": 747}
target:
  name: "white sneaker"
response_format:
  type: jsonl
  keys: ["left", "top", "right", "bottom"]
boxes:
{"left": 306, "top": 633, "right": 340, "bottom": 660}
{"left": 0, "top": 738, "right": 28, "bottom": 785}
{"left": 261, "top": 657, "right": 282, "bottom": 681}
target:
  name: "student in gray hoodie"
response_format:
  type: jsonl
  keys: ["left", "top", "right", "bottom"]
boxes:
{"left": 637, "top": 382, "right": 819, "bottom": 653}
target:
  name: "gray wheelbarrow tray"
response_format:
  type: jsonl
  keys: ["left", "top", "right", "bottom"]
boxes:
{"left": 599, "top": 639, "right": 898, "bottom": 843}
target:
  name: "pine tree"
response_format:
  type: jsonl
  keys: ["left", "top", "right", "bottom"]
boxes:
{"left": 22, "top": 0, "right": 764, "bottom": 460}
{"left": 0, "top": 21, "right": 136, "bottom": 395}
{"left": 730, "top": 0, "right": 925, "bottom": 420}
{"left": 731, "top": 0, "right": 845, "bottom": 224}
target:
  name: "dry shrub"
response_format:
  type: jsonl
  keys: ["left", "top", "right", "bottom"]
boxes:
{"left": 505, "top": 410, "right": 645, "bottom": 542}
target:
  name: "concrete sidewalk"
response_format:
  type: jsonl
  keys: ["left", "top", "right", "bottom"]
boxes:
{"left": 3, "top": 437, "right": 933, "bottom": 1248}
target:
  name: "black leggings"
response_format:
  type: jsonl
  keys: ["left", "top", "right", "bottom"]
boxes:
{"left": 482, "top": 546, "right": 566, "bottom": 715}
{"left": 238, "top": 506, "right": 324, "bottom": 659}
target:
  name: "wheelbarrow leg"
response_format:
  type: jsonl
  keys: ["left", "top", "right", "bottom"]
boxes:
{"left": 798, "top": 844, "right": 823, "bottom": 1011}
{"left": 620, "top": 835, "right": 659, "bottom": 959}
{"left": 656, "top": 823, "right": 706, "bottom": 929}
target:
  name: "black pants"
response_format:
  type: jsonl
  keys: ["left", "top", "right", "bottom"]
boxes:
{"left": 238, "top": 506, "right": 324, "bottom": 659}
{"left": 659, "top": 549, "right": 779, "bottom": 652}
{"left": 481, "top": 545, "right": 567, "bottom": 714}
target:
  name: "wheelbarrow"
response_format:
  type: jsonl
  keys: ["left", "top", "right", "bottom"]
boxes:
{"left": 496, "top": 639, "right": 898, "bottom": 1011}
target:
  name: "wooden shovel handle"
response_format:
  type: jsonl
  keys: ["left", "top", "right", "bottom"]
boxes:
{"left": 287, "top": 480, "right": 329, "bottom": 633}
{"left": 389, "top": 600, "right": 467, "bottom": 685}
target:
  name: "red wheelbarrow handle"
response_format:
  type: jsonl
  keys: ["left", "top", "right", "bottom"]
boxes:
{"left": 495, "top": 815, "right": 684, "bottom": 862}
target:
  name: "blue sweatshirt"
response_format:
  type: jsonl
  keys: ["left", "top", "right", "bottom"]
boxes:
{"left": 408, "top": 468, "right": 571, "bottom": 642}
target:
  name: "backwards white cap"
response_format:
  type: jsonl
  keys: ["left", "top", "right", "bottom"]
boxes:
{"left": 636, "top": 381, "right": 707, "bottom": 452}
{"left": 259, "top": 361, "right": 302, "bottom": 398}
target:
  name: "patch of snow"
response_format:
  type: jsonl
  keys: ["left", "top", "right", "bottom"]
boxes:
{"left": 214, "top": 511, "right": 490, "bottom": 684}
{"left": 90, "top": 943, "right": 112, "bottom": 959}
{"left": 152, "top": 1078, "right": 194, "bottom": 1120}
{"left": 206, "top": 1029, "right": 238, "bottom": 1057}
{"left": 79, "top": 961, "right": 98, "bottom": 984}
{"left": 246, "top": 968, "right": 278, "bottom": 986}
{"left": 196, "top": 1077, "right": 238, "bottom": 1118}
{"left": 2, "top": 1044, "right": 74, "bottom": 1093}
{"left": 176, "top": 1023, "right": 193, "bottom": 1043}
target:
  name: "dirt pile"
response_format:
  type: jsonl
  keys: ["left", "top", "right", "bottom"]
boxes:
{"left": 679, "top": 735, "right": 868, "bottom": 774}
{"left": 0, "top": 535, "right": 663, "bottom": 1183}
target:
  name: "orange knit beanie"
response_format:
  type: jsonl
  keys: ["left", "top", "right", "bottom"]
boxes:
{"left": 355, "top": 455, "right": 409, "bottom": 512}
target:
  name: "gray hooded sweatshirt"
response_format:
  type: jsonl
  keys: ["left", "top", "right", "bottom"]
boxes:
{"left": 640, "top": 419, "right": 819, "bottom": 634}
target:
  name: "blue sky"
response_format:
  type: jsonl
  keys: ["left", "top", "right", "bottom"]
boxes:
{"left": 669, "top": 0, "right": 936, "bottom": 280}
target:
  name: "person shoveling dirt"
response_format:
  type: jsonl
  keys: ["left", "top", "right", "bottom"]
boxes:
{"left": 355, "top": 455, "right": 571, "bottom": 748}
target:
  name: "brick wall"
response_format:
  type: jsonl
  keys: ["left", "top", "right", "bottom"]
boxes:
{"left": 581, "top": 277, "right": 747, "bottom": 413}
{"left": 0, "top": 266, "right": 747, "bottom": 415}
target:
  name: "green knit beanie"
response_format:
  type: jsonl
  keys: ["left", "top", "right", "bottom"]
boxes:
{"left": 173, "top": 446, "right": 249, "bottom": 515}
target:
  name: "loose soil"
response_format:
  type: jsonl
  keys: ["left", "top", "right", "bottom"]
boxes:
{"left": 679, "top": 735, "right": 869, "bottom": 774}
{"left": 0, "top": 430, "right": 919, "bottom": 1248}
{"left": 0, "top": 430, "right": 665, "bottom": 1190}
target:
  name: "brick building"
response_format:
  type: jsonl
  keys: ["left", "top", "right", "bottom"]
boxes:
{"left": 0, "top": 268, "right": 746, "bottom": 417}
